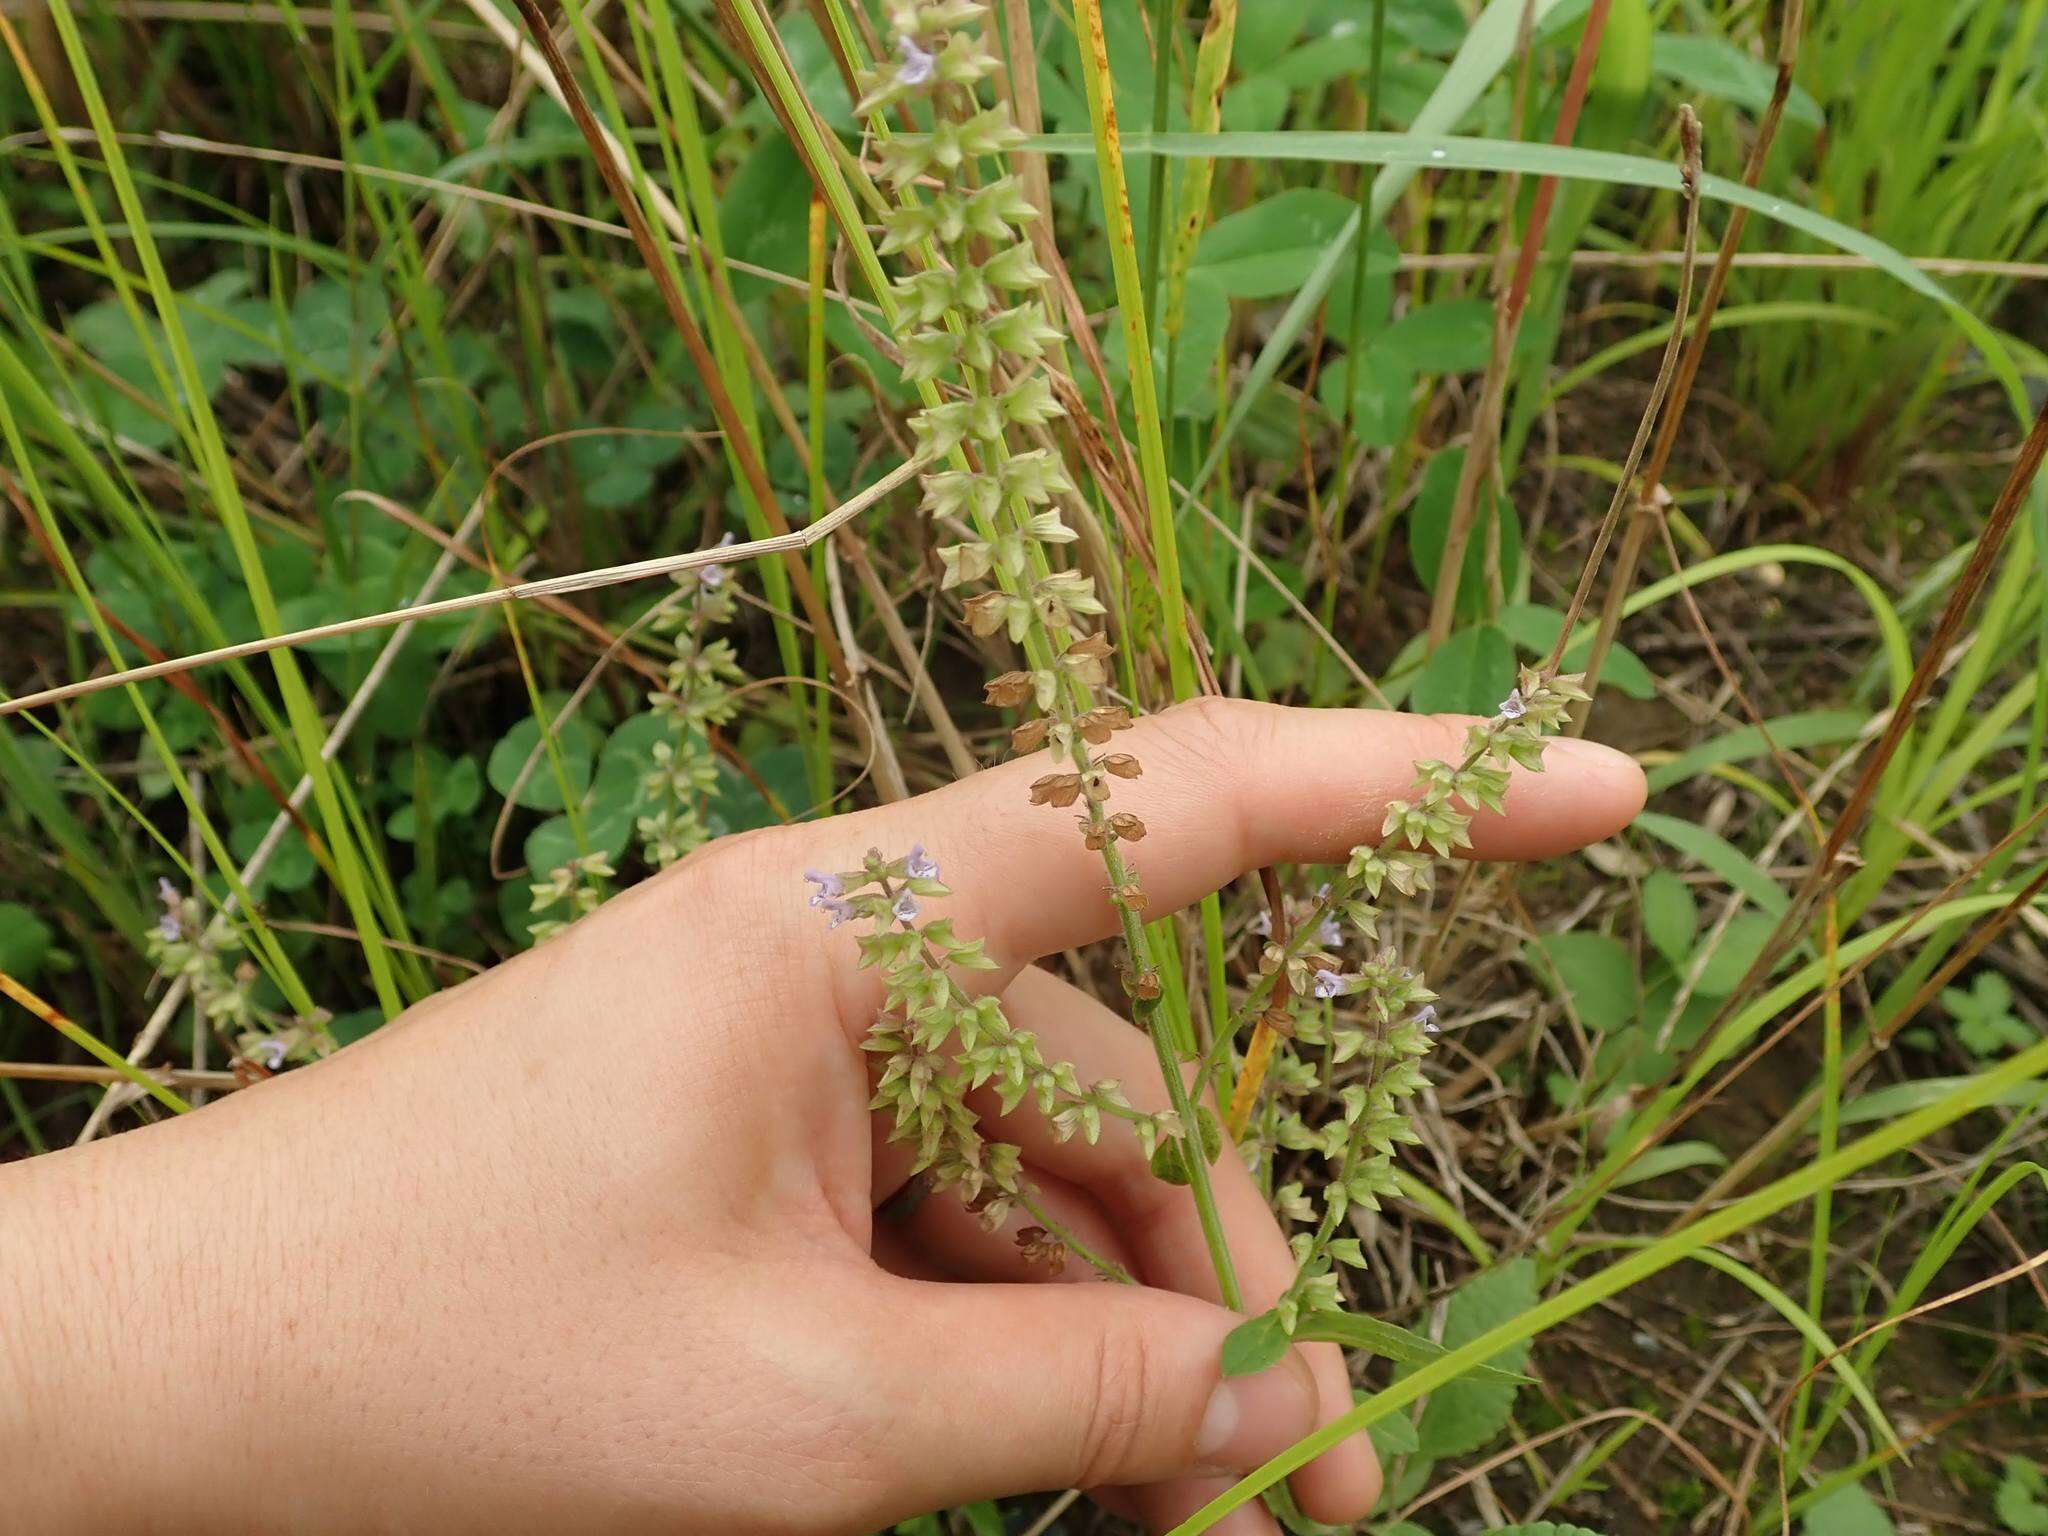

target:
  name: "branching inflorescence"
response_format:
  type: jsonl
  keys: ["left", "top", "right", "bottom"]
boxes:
{"left": 809, "top": 849, "right": 1170, "bottom": 1267}
{"left": 835, "top": 1, "right": 1592, "bottom": 1324}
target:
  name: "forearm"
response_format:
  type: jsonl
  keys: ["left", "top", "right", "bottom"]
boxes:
{"left": 0, "top": 1126, "right": 243, "bottom": 1531}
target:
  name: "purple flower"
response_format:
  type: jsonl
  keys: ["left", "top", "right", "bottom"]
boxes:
{"left": 805, "top": 868, "right": 845, "bottom": 902}
{"left": 157, "top": 877, "right": 180, "bottom": 906}
{"left": 1498, "top": 688, "right": 1527, "bottom": 721}
{"left": 821, "top": 897, "right": 855, "bottom": 929}
{"left": 896, "top": 34, "right": 936, "bottom": 86}
{"left": 255, "top": 1037, "right": 289, "bottom": 1071}
{"left": 1315, "top": 915, "right": 1343, "bottom": 949}
{"left": 904, "top": 844, "right": 939, "bottom": 881}
{"left": 698, "top": 532, "right": 736, "bottom": 591}
{"left": 156, "top": 910, "right": 182, "bottom": 942}
{"left": 891, "top": 889, "right": 920, "bottom": 924}
{"left": 1312, "top": 969, "right": 1345, "bottom": 1000}
{"left": 1414, "top": 1004, "right": 1440, "bottom": 1035}
{"left": 1248, "top": 910, "right": 1272, "bottom": 938}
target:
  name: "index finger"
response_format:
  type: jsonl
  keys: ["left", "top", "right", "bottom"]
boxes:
{"left": 804, "top": 698, "right": 1644, "bottom": 973}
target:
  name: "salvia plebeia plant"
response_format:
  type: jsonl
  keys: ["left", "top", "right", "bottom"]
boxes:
{"left": 145, "top": 878, "right": 334, "bottom": 1074}
{"left": 849, "top": 4, "right": 1590, "bottom": 1334}
{"left": 1235, "top": 668, "right": 1591, "bottom": 1330}
{"left": 808, "top": 848, "right": 1171, "bottom": 1276}
{"left": 527, "top": 556, "right": 744, "bottom": 943}
{"left": 637, "top": 552, "right": 743, "bottom": 869}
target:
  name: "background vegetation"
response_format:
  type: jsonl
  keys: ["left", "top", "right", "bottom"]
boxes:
{"left": 2, "top": 0, "right": 2045, "bottom": 1532}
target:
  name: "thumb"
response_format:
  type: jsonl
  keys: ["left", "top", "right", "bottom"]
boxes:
{"left": 866, "top": 1276, "right": 1319, "bottom": 1508}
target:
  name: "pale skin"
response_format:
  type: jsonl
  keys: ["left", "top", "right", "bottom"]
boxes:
{"left": 0, "top": 699, "right": 1645, "bottom": 1535}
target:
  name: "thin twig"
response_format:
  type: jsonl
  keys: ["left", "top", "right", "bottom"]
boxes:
{"left": 0, "top": 459, "right": 920, "bottom": 718}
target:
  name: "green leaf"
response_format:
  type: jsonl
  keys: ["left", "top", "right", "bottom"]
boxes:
{"left": 1406, "top": 448, "right": 1523, "bottom": 618}
{"left": 1193, "top": 189, "right": 1361, "bottom": 299}
{"left": 0, "top": 902, "right": 54, "bottom": 982}
{"left": 1801, "top": 1481, "right": 1895, "bottom": 1536}
{"left": 1221, "top": 1310, "right": 1292, "bottom": 1378}
{"left": 1687, "top": 911, "right": 1783, "bottom": 997}
{"left": 487, "top": 716, "right": 598, "bottom": 813}
{"left": 1650, "top": 35, "right": 1823, "bottom": 129}
{"left": 1378, "top": 299, "right": 1493, "bottom": 374}
{"left": 1996, "top": 1457, "right": 2048, "bottom": 1535}
{"left": 1529, "top": 932, "right": 1639, "bottom": 1033}
{"left": 1409, "top": 1257, "right": 1538, "bottom": 1459}
{"left": 1496, "top": 602, "right": 1655, "bottom": 699}
{"left": 1366, "top": 1412, "right": 1420, "bottom": 1461}
{"left": 1487, "top": 1526, "right": 1613, "bottom": 1536}
{"left": 1609, "top": 1140, "right": 1727, "bottom": 1189}
{"left": 1641, "top": 870, "right": 1697, "bottom": 965}
{"left": 1410, "top": 624, "right": 1514, "bottom": 716}
{"left": 1634, "top": 812, "right": 1790, "bottom": 917}
{"left": 1315, "top": 344, "right": 1410, "bottom": 448}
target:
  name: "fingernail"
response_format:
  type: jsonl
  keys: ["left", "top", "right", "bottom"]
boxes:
{"left": 1541, "top": 735, "right": 1646, "bottom": 792}
{"left": 1195, "top": 1358, "right": 1317, "bottom": 1473}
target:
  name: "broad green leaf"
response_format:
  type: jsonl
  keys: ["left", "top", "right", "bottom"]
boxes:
{"left": 1801, "top": 1481, "right": 1895, "bottom": 1536}
{"left": 1996, "top": 1457, "right": 2048, "bottom": 1536}
{"left": 1378, "top": 299, "right": 1493, "bottom": 373}
{"left": 1220, "top": 1310, "right": 1291, "bottom": 1378}
{"left": 1634, "top": 811, "right": 1789, "bottom": 917}
{"left": 1316, "top": 344, "right": 1410, "bottom": 448}
{"left": 1367, "top": 1412, "right": 1420, "bottom": 1461}
{"left": 1193, "top": 189, "right": 1360, "bottom": 299}
{"left": 1641, "top": 870, "right": 1697, "bottom": 964}
{"left": 1650, "top": 35, "right": 1823, "bottom": 129}
{"left": 1496, "top": 602, "right": 1655, "bottom": 699}
{"left": 0, "top": 902, "right": 53, "bottom": 982}
{"left": 487, "top": 716, "right": 598, "bottom": 813}
{"left": 1410, "top": 623, "right": 1514, "bottom": 716}
{"left": 1687, "top": 911, "right": 1783, "bottom": 997}
{"left": 1530, "top": 932, "right": 1638, "bottom": 1033}
{"left": 1409, "top": 1257, "right": 1538, "bottom": 1460}
{"left": 1231, "top": 0, "right": 1310, "bottom": 73}
{"left": 1406, "top": 448, "right": 1523, "bottom": 618}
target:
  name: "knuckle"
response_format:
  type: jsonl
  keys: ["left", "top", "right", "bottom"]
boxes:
{"left": 1074, "top": 1307, "right": 1156, "bottom": 1488}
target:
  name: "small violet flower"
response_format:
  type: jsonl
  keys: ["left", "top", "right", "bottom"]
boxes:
{"left": 891, "top": 889, "right": 920, "bottom": 924}
{"left": 896, "top": 33, "right": 936, "bottom": 86}
{"left": 256, "top": 1037, "right": 290, "bottom": 1072}
{"left": 804, "top": 869, "right": 856, "bottom": 927}
{"left": 1312, "top": 969, "right": 1345, "bottom": 1000}
{"left": 1248, "top": 910, "right": 1272, "bottom": 938}
{"left": 156, "top": 910, "right": 182, "bottom": 942}
{"left": 904, "top": 844, "right": 939, "bottom": 881}
{"left": 1414, "top": 1004, "right": 1440, "bottom": 1035}
{"left": 1498, "top": 687, "right": 1528, "bottom": 721}
{"left": 698, "top": 532, "right": 737, "bottom": 591}
{"left": 1315, "top": 915, "right": 1343, "bottom": 950}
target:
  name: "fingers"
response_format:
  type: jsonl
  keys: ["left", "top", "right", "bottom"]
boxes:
{"left": 981, "top": 967, "right": 1380, "bottom": 1525}
{"left": 797, "top": 700, "right": 1644, "bottom": 973}
{"left": 863, "top": 1273, "right": 1320, "bottom": 1512}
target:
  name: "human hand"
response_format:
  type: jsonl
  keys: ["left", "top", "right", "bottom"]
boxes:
{"left": 0, "top": 699, "right": 1643, "bottom": 1535}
